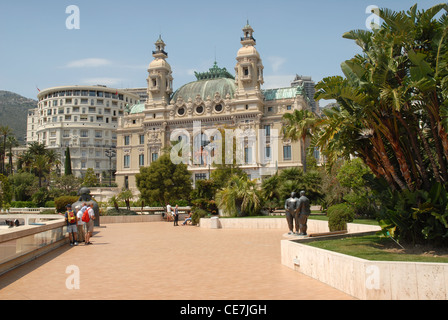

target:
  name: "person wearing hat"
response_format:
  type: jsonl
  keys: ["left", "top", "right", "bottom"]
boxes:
{"left": 65, "top": 204, "right": 78, "bottom": 246}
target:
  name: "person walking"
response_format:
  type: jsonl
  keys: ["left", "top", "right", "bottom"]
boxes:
{"left": 65, "top": 204, "right": 78, "bottom": 246}
{"left": 173, "top": 204, "right": 179, "bottom": 226}
{"left": 84, "top": 202, "right": 95, "bottom": 245}
{"left": 75, "top": 205, "right": 85, "bottom": 243}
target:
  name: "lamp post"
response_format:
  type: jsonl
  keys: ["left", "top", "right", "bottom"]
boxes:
{"left": 105, "top": 146, "right": 116, "bottom": 187}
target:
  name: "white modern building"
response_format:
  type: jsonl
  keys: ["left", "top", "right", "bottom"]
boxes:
{"left": 27, "top": 85, "right": 139, "bottom": 180}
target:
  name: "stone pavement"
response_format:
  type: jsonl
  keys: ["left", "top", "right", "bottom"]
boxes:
{"left": 0, "top": 222, "right": 354, "bottom": 300}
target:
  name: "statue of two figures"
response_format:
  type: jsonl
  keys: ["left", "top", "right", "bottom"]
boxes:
{"left": 284, "top": 191, "right": 310, "bottom": 236}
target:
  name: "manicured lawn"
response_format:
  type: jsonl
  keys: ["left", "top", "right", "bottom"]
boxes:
{"left": 306, "top": 235, "right": 448, "bottom": 263}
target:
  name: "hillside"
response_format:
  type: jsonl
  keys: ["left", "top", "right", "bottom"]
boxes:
{"left": 0, "top": 90, "right": 37, "bottom": 144}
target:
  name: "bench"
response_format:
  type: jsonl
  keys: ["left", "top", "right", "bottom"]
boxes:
{"left": 269, "top": 210, "right": 285, "bottom": 216}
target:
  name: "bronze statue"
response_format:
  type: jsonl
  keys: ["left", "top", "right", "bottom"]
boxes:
{"left": 72, "top": 187, "right": 100, "bottom": 227}
{"left": 297, "top": 191, "right": 311, "bottom": 235}
{"left": 284, "top": 192, "right": 299, "bottom": 235}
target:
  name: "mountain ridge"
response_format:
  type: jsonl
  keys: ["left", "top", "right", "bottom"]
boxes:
{"left": 0, "top": 90, "right": 37, "bottom": 144}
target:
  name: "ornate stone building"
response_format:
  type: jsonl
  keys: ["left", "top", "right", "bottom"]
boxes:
{"left": 116, "top": 23, "right": 314, "bottom": 191}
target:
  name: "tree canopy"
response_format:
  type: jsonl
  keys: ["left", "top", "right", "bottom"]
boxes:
{"left": 136, "top": 153, "right": 192, "bottom": 206}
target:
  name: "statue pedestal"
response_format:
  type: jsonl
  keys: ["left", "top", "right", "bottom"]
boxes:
{"left": 282, "top": 233, "right": 308, "bottom": 239}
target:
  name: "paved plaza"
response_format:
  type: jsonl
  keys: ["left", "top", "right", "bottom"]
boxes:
{"left": 0, "top": 222, "right": 353, "bottom": 300}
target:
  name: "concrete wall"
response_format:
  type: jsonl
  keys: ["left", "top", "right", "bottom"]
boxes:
{"left": 281, "top": 239, "right": 448, "bottom": 300}
{"left": 199, "top": 216, "right": 380, "bottom": 233}
{"left": 0, "top": 219, "right": 67, "bottom": 276}
{"left": 100, "top": 214, "right": 162, "bottom": 224}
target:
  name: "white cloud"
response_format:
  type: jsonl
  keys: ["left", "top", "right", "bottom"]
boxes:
{"left": 81, "top": 78, "right": 123, "bottom": 86}
{"left": 66, "top": 58, "right": 112, "bottom": 68}
{"left": 267, "top": 56, "right": 287, "bottom": 73}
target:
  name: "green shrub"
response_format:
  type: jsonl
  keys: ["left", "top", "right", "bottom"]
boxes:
{"left": 41, "top": 209, "right": 57, "bottom": 214}
{"left": 45, "top": 201, "right": 55, "bottom": 208}
{"left": 327, "top": 203, "right": 355, "bottom": 231}
{"left": 10, "top": 201, "right": 36, "bottom": 208}
{"left": 191, "top": 207, "right": 209, "bottom": 225}
{"left": 54, "top": 195, "right": 79, "bottom": 213}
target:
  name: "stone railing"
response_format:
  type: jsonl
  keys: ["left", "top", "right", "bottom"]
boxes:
{"left": 0, "top": 214, "right": 63, "bottom": 225}
{"left": 281, "top": 235, "right": 448, "bottom": 300}
{"left": 0, "top": 218, "right": 67, "bottom": 276}
{"left": 7, "top": 208, "right": 55, "bottom": 214}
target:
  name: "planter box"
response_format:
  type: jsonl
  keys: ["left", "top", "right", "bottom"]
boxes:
{"left": 281, "top": 236, "right": 448, "bottom": 300}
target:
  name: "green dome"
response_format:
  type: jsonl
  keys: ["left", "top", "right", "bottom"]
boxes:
{"left": 171, "top": 78, "right": 236, "bottom": 103}
{"left": 171, "top": 62, "right": 236, "bottom": 103}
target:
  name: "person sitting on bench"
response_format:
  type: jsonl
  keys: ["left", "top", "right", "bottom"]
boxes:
{"left": 182, "top": 211, "right": 192, "bottom": 226}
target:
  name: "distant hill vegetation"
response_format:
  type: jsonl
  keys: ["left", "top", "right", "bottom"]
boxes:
{"left": 0, "top": 90, "right": 37, "bottom": 144}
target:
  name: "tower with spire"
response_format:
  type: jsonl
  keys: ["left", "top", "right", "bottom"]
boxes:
{"left": 146, "top": 35, "right": 173, "bottom": 107}
{"left": 234, "top": 21, "right": 264, "bottom": 108}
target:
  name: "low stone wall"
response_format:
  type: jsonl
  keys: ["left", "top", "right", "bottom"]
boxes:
{"left": 199, "top": 216, "right": 380, "bottom": 233}
{"left": 0, "top": 219, "right": 68, "bottom": 276}
{"left": 281, "top": 234, "right": 448, "bottom": 300}
{"left": 100, "top": 214, "right": 163, "bottom": 224}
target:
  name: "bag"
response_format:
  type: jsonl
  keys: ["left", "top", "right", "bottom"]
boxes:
{"left": 67, "top": 211, "right": 76, "bottom": 224}
{"left": 82, "top": 209, "right": 90, "bottom": 223}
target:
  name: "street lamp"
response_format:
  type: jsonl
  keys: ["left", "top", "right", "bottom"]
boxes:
{"left": 105, "top": 146, "right": 116, "bottom": 187}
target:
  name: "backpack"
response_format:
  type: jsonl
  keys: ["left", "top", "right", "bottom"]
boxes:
{"left": 82, "top": 208, "right": 90, "bottom": 223}
{"left": 67, "top": 211, "right": 76, "bottom": 224}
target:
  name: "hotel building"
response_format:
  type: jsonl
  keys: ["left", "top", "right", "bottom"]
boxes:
{"left": 27, "top": 85, "right": 139, "bottom": 180}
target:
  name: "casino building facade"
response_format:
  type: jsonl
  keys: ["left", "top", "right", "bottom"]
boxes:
{"left": 116, "top": 23, "right": 317, "bottom": 192}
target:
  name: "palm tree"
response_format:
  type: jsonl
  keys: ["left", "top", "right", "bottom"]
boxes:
{"left": 6, "top": 135, "right": 18, "bottom": 175}
{"left": 33, "top": 154, "right": 51, "bottom": 188}
{"left": 282, "top": 109, "right": 319, "bottom": 173}
{"left": 27, "top": 141, "right": 47, "bottom": 156}
{"left": 261, "top": 173, "right": 281, "bottom": 211}
{"left": 313, "top": 3, "right": 448, "bottom": 245}
{"left": 17, "top": 142, "right": 60, "bottom": 187}
{"left": 45, "top": 149, "right": 61, "bottom": 173}
{"left": 215, "top": 174, "right": 261, "bottom": 217}
{"left": 118, "top": 188, "right": 134, "bottom": 210}
{"left": 314, "top": 3, "right": 448, "bottom": 192}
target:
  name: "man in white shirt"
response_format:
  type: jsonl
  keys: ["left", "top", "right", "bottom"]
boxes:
{"left": 75, "top": 205, "right": 85, "bottom": 243}
{"left": 166, "top": 203, "right": 172, "bottom": 222}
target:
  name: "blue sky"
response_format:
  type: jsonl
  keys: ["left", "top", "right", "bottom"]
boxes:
{"left": 0, "top": 0, "right": 442, "bottom": 106}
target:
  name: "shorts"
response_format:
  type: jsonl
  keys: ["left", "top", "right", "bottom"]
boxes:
{"left": 67, "top": 224, "right": 77, "bottom": 233}
{"left": 86, "top": 220, "right": 94, "bottom": 233}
